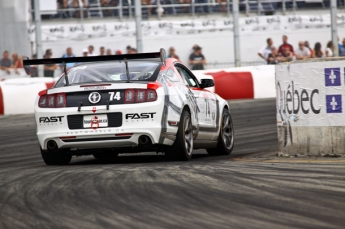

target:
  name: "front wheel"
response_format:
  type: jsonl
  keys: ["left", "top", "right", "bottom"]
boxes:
{"left": 41, "top": 147, "right": 72, "bottom": 165}
{"left": 207, "top": 109, "right": 234, "bottom": 155}
{"left": 167, "top": 109, "right": 194, "bottom": 161}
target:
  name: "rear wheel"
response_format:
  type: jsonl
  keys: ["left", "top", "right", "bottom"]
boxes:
{"left": 167, "top": 109, "right": 193, "bottom": 161}
{"left": 41, "top": 147, "right": 72, "bottom": 165}
{"left": 207, "top": 109, "right": 234, "bottom": 155}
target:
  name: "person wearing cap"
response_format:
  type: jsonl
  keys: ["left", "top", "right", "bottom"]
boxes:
{"left": 188, "top": 45, "right": 206, "bottom": 70}
{"left": 82, "top": 48, "right": 88, "bottom": 57}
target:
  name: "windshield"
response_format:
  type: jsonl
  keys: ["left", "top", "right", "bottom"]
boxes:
{"left": 55, "top": 60, "right": 161, "bottom": 87}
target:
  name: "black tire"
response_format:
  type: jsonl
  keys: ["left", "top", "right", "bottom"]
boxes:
{"left": 40, "top": 147, "right": 72, "bottom": 165}
{"left": 167, "top": 109, "right": 194, "bottom": 161}
{"left": 207, "top": 109, "right": 234, "bottom": 155}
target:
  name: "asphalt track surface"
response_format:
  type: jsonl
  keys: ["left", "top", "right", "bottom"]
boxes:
{"left": 0, "top": 99, "right": 344, "bottom": 229}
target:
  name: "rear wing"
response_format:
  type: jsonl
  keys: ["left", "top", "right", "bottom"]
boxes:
{"left": 22, "top": 48, "right": 166, "bottom": 75}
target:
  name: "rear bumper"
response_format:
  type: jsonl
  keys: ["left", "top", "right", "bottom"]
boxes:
{"left": 35, "top": 100, "right": 175, "bottom": 150}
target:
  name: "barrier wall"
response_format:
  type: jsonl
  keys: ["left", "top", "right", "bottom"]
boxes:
{"left": 194, "top": 65, "right": 276, "bottom": 99}
{"left": 276, "top": 58, "right": 345, "bottom": 156}
{"left": 0, "top": 65, "right": 276, "bottom": 115}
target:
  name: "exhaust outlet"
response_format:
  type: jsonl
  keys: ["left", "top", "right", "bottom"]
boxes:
{"left": 138, "top": 135, "right": 151, "bottom": 145}
{"left": 47, "top": 140, "right": 58, "bottom": 150}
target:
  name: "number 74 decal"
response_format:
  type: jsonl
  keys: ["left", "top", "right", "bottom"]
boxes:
{"left": 108, "top": 92, "right": 121, "bottom": 101}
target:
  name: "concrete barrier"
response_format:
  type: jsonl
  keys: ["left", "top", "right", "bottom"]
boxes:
{"left": 276, "top": 58, "right": 345, "bottom": 156}
{"left": 194, "top": 65, "right": 276, "bottom": 99}
{"left": 0, "top": 78, "right": 56, "bottom": 115}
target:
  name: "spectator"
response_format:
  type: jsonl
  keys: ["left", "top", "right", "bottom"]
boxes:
{"left": 278, "top": 35, "right": 294, "bottom": 56}
{"left": 88, "top": 45, "right": 97, "bottom": 56}
{"left": 325, "top": 41, "right": 334, "bottom": 57}
{"left": 0, "top": 51, "right": 12, "bottom": 74}
{"left": 11, "top": 53, "right": 19, "bottom": 67}
{"left": 280, "top": 47, "right": 293, "bottom": 62}
{"left": 295, "top": 41, "right": 311, "bottom": 60}
{"left": 82, "top": 48, "right": 89, "bottom": 57}
{"left": 312, "top": 42, "right": 324, "bottom": 58}
{"left": 115, "top": 50, "right": 122, "bottom": 55}
{"left": 57, "top": 0, "right": 71, "bottom": 18}
{"left": 62, "top": 47, "right": 75, "bottom": 58}
{"left": 188, "top": 46, "right": 206, "bottom": 70}
{"left": 61, "top": 47, "right": 75, "bottom": 69}
{"left": 43, "top": 49, "right": 52, "bottom": 58}
{"left": 304, "top": 41, "right": 313, "bottom": 57}
{"left": 128, "top": 48, "right": 137, "bottom": 54}
{"left": 106, "top": 49, "right": 112, "bottom": 55}
{"left": 258, "top": 38, "right": 273, "bottom": 62}
{"left": 30, "top": 54, "right": 38, "bottom": 77}
{"left": 267, "top": 47, "right": 279, "bottom": 65}
{"left": 167, "top": 47, "right": 179, "bottom": 60}
{"left": 339, "top": 38, "right": 345, "bottom": 56}
{"left": 126, "top": 45, "right": 132, "bottom": 54}
{"left": 14, "top": 55, "right": 24, "bottom": 74}
{"left": 43, "top": 50, "right": 57, "bottom": 77}
{"left": 101, "top": 0, "right": 117, "bottom": 17}
{"left": 99, "top": 46, "right": 105, "bottom": 56}
{"left": 70, "top": 0, "right": 88, "bottom": 18}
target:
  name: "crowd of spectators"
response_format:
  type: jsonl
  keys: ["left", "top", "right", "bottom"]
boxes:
{"left": 41, "top": 0, "right": 344, "bottom": 19}
{"left": 0, "top": 44, "right": 207, "bottom": 77}
{"left": 258, "top": 35, "right": 345, "bottom": 65}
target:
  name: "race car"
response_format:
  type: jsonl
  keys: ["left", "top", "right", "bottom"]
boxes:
{"left": 23, "top": 49, "right": 234, "bottom": 165}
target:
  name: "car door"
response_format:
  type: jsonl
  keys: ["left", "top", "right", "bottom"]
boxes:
{"left": 175, "top": 64, "right": 218, "bottom": 140}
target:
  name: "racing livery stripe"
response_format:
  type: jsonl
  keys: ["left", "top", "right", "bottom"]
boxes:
{"left": 0, "top": 87, "right": 3, "bottom": 115}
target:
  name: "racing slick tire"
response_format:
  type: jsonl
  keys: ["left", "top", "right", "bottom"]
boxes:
{"left": 167, "top": 109, "right": 193, "bottom": 161}
{"left": 40, "top": 147, "right": 72, "bottom": 165}
{"left": 206, "top": 109, "right": 234, "bottom": 155}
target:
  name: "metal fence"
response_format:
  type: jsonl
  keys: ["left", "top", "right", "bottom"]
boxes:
{"left": 38, "top": 0, "right": 345, "bottom": 21}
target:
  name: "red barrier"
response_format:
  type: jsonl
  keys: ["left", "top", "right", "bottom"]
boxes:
{"left": 0, "top": 87, "right": 3, "bottom": 115}
{"left": 205, "top": 71, "right": 254, "bottom": 100}
{"left": 45, "top": 82, "right": 55, "bottom": 89}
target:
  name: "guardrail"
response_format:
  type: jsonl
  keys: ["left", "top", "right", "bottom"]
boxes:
{"left": 37, "top": 0, "right": 345, "bottom": 21}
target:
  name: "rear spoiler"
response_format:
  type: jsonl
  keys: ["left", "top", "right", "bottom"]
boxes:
{"left": 22, "top": 48, "right": 166, "bottom": 75}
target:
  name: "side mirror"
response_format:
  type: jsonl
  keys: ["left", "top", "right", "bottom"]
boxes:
{"left": 22, "top": 56, "right": 31, "bottom": 75}
{"left": 200, "top": 79, "right": 214, "bottom": 88}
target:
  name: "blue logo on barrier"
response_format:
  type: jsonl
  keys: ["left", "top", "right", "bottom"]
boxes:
{"left": 325, "top": 68, "right": 341, "bottom": 86}
{"left": 326, "top": 95, "right": 342, "bottom": 113}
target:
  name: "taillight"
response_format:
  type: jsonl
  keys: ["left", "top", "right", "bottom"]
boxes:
{"left": 38, "top": 92, "right": 66, "bottom": 108}
{"left": 124, "top": 89, "right": 135, "bottom": 103}
{"left": 56, "top": 93, "right": 66, "bottom": 107}
{"left": 125, "top": 89, "right": 157, "bottom": 103}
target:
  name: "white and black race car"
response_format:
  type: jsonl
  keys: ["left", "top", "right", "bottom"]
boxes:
{"left": 23, "top": 49, "right": 234, "bottom": 165}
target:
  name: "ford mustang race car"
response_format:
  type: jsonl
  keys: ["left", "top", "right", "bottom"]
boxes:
{"left": 23, "top": 49, "right": 234, "bottom": 165}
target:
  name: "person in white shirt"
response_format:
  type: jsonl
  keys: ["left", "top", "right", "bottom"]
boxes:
{"left": 258, "top": 38, "right": 273, "bottom": 62}
{"left": 325, "top": 41, "right": 334, "bottom": 57}
{"left": 295, "top": 41, "right": 311, "bottom": 60}
{"left": 87, "top": 45, "right": 98, "bottom": 56}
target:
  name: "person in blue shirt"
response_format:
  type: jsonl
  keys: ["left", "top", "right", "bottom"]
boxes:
{"left": 339, "top": 38, "right": 345, "bottom": 57}
{"left": 61, "top": 47, "right": 75, "bottom": 69}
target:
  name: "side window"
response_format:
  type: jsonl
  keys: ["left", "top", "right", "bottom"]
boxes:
{"left": 175, "top": 65, "right": 199, "bottom": 87}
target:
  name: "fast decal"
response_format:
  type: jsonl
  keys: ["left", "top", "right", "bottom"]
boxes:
{"left": 125, "top": 113, "right": 156, "bottom": 122}
{"left": 39, "top": 116, "right": 64, "bottom": 123}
